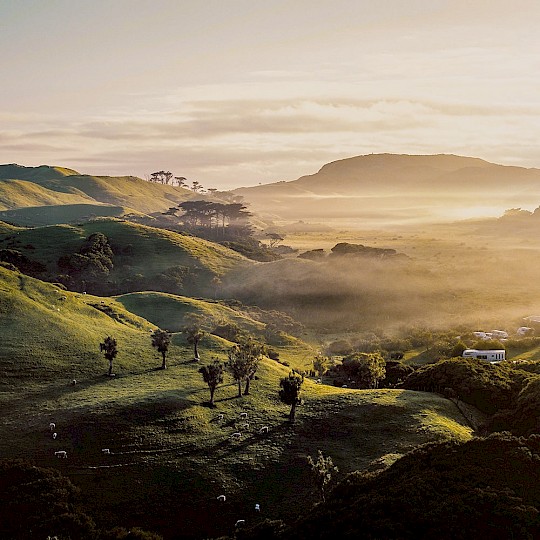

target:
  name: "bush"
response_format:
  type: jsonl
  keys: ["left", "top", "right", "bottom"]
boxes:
{"left": 402, "top": 357, "right": 531, "bottom": 414}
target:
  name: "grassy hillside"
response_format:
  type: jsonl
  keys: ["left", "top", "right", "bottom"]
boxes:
{"left": 0, "top": 266, "right": 473, "bottom": 538}
{"left": 0, "top": 164, "right": 193, "bottom": 215}
{"left": 0, "top": 178, "right": 95, "bottom": 211}
{"left": 0, "top": 203, "right": 126, "bottom": 226}
{"left": 0, "top": 218, "right": 249, "bottom": 295}
{"left": 0, "top": 164, "right": 80, "bottom": 181}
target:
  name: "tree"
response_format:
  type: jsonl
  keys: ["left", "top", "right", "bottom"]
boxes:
{"left": 266, "top": 232, "right": 285, "bottom": 248}
{"left": 226, "top": 337, "right": 266, "bottom": 397}
{"left": 174, "top": 176, "right": 187, "bottom": 188}
{"left": 198, "top": 359, "right": 224, "bottom": 407}
{"left": 151, "top": 329, "right": 172, "bottom": 369}
{"left": 307, "top": 450, "right": 339, "bottom": 502}
{"left": 100, "top": 336, "right": 118, "bottom": 376}
{"left": 313, "top": 355, "right": 330, "bottom": 377}
{"left": 279, "top": 371, "right": 304, "bottom": 422}
{"left": 183, "top": 313, "right": 205, "bottom": 361}
{"left": 342, "top": 352, "right": 386, "bottom": 388}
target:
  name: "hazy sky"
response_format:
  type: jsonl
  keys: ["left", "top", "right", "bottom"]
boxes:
{"left": 1, "top": 0, "right": 539, "bottom": 188}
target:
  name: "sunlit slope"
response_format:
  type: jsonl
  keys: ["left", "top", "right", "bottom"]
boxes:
{"left": 234, "top": 153, "right": 540, "bottom": 222}
{"left": 0, "top": 203, "right": 126, "bottom": 226}
{"left": 0, "top": 265, "right": 156, "bottom": 382}
{"left": 0, "top": 179, "right": 96, "bottom": 210}
{"left": 0, "top": 164, "right": 193, "bottom": 214}
{"left": 0, "top": 219, "right": 249, "bottom": 293}
{"left": 116, "top": 292, "right": 266, "bottom": 333}
{"left": 116, "top": 291, "right": 316, "bottom": 369}
{"left": 0, "top": 164, "right": 80, "bottom": 181}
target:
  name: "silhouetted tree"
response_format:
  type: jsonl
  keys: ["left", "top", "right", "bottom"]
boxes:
{"left": 266, "top": 232, "right": 284, "bottom": 248}
{"left": 307, "top": 450, "right": 339, "bottom": 502}
{"left": 199, "top": 359, "right": 224, "bottom": 407}
{"left": 100, "top": 336, "right": 118, "bottom": 376}
{"left": 151, "top": 329, "right": 172, "bottom": 369}
{"left": 279, "top": 371, "right": 304, "bottom": 422}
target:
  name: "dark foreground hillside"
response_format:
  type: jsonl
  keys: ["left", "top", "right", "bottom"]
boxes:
{"left": 240, "top": 433, "right": 540, "bottom": 540}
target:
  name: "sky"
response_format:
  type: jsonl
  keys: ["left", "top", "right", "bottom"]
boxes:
{"left": 1, "top": 0, "right": 539, "bottom": 189}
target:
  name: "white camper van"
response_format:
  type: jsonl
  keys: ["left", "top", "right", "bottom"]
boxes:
{"left": 462, "top": 349, "right": 505, "bottom": 363}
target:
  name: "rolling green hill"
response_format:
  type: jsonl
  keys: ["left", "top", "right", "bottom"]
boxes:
{"left": 0, "top": 218, "right": 249, "bottom": 295}
{"left": 0, "top": 178, "right": 95, "bottom": 210}
{"left": 0, "top": 203, "right": 127, "bottom": 226}
{"left": 0, "top": 164, "right": 194, "bottom": 217}
{"left": 0, "top": 265, "right": 473, "bottom": 538}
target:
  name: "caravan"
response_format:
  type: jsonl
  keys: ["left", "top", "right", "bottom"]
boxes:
{"left": 462, "top": 349, "right": 505, "bottom": 363}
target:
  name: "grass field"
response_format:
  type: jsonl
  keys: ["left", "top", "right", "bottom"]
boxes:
{"left": 0, "top": 264, "right": 474, "bottom": 538}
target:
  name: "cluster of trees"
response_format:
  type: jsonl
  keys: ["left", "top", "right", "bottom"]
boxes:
{"left": 58, "top": 232, "right": 114, "bottom": 292}
{"left": 163, "top": 200, "right": 254, "bottom": 241}
{"left": 319, "top": 352, "right": 387, "bottom": 389}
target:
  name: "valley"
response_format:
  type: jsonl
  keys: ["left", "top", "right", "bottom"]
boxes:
{"left": 0, "top": 157, "right": 539, "bottom": 539}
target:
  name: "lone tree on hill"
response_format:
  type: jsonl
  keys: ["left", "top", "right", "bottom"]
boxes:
{"left": 199, "top": 359, "right": 224, "bottom": 407}
{"left": 307, "top": 450, "right": 339, "bottom": 502}
{"left": 182, "top": 313, "right": 205, "bottom": 361}
{"left": 151, "top": 329, "right": 172, "bottom": 369}
{"left": 279, "top": 371, "right": 304, "bottom": 422}
{"left": 100, "top": 336, "right": 118, "bottom": 376}
{"left": 226, "top": 337, "right": 266, "bottom": 397}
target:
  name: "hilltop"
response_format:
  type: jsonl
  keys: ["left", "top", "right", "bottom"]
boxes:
{"left": 0, "top": 164, "right": 194, "bottom": 223}
{"left": 234, "top": 153, "right": 540, "bottom": 224}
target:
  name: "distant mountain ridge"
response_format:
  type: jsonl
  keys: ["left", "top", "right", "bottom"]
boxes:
{"left": 235, "top": 153, "right": 540, "bottom": 223}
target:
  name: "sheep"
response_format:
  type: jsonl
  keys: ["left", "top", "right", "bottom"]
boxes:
{"left": 235, "top": 520, "right": 245, "bottom": 528}
{"left": 54, "top": 451, "right": 67, "bottom": 458}
{"left": 239, "top": 412, "right": 248, "bottom": 419}
{"left": 71, "top": 379, "right": 77, "bottom": 386}
{"left": 258, "top": 426, "right": 269, "bottom": 434}
{"left": 238, "top": 422, "right": 249, "bottom": 430}
{"left": 49, "top": 422, "right": 56, "bottom": 431}
{"left": 230, "top": 432, "right": 242, "bottom": 440}
{"left": 52, "top": 432, "right": 57, "bottom": 440}
{"left": 216, "top": 494, "right": 226, "bottom": 502}
{"left": 316, "top": 378, "right": 322, "bottom": 384}
{"left": 255, "top": 503, "right": 260, "bottom": 512}
{"left": 101, "top": 448, "right": 110, "bottom": 454}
